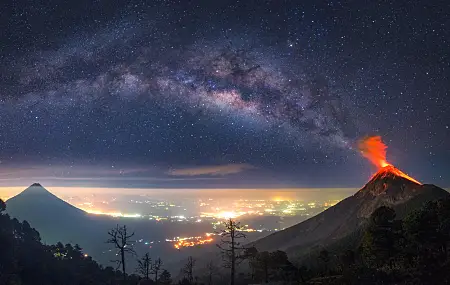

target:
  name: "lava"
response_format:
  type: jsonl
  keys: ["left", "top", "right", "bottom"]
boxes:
{"left": 358, "top": 136, "right": 421, "bottom": 185}
{"left": 371, "top": 165, "right": 422, "bottom": 185}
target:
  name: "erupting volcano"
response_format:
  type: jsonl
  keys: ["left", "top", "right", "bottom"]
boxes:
{"left": 252, "top": 136, "right": 448, "bottom": 257}
{"left": 358, "top": 136, "right": 421, "bottom": 185}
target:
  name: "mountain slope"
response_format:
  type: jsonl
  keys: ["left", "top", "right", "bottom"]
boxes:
{"left": 6, "top": 183, "right": 91, "bottom": 244}
{"left": 251, "top": 166, "right": 449, "bottom": 253}
{"left": 6, "top": 183, "right": 86, "bottom": 217}
{"left": 5, "top": 183, "right": 121, "bottom": 265}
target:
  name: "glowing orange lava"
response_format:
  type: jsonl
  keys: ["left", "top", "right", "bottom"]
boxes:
{"left": 358, "top": 136, "right": 421, "bottom": 185}
{"left": 372, "top": 165, "right": 422, "bottom": 185}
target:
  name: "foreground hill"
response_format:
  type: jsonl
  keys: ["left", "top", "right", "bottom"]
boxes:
{"left": 251, "top": 165, "right": 449, "bottom": 254}
{"left": 0, "top": 198, "right": 137, "bottom": 285}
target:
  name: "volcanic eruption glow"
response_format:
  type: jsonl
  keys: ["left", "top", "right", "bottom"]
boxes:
{"left": 358, "top": 136, "right": 421, "bottom": 185}
{"left": 358, "top": 136, "right": 390, "bottom": 168}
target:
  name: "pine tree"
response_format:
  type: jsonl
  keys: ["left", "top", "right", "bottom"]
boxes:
{"left": 182, "top": 256, "right": 196, "bottom": 284}
{"left": 159, "top": 269, "right": 172, "bottom": 285}
{"left": 151, "top": 257, "right": 163, "bottom": 284}
{"left": 205, "top": 261, "right": 219, "bottom": 285}
{"left": 361, "top": 206, "right": 399, "bottom": 269}
{"left": 318, "top": 249, "right": 330, "bottom": 276}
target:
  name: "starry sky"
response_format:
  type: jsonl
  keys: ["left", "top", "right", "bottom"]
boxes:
{"left": 0, "top": 0, "right": 449, "bottom": 189}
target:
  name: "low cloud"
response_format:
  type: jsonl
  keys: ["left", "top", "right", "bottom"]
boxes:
{"left": 168, "top": 163, "right": 256, "bottom": 176}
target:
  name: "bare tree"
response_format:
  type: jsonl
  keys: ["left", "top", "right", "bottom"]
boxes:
{"left": 137, "top": 252, "right": 152, "bottom": 279}
{"left": 217, "top": 218, "right": 247, "bottom": 285}
{"left": 106, "top": 224, "right": 135, "bottom": 281}
{"left": 150, "top": 257, "right": 163, "bottom": 284}
{"left": 205, "top": 260, "right": 219, "bottom": 285}
{"left": 182, "top": 256, "right": 196, "bottom": 284}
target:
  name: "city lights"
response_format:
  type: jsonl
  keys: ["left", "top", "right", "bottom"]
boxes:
{"left": 84, "top": 209, "right": 142, "bottom": 218}
{"left": 166, "top": 234, "right": 215, "bottom": 249}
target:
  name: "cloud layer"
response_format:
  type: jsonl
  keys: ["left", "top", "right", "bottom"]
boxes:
{"left": 168, "top": 164, "right": 256, "bottom": 176}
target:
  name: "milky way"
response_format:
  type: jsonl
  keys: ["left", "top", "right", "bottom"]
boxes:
{"left": 0, "top": 1, "right": 449, "bottom": 187}
{"left": 1, "top": 22, "right": 353, "bottom": 158}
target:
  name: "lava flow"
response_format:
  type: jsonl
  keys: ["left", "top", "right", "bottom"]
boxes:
{"left": 358, "top": 136, "right": 421, "bottom": 185}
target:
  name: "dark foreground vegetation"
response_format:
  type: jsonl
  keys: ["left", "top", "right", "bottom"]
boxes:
{"left": 294, "top": 198, "right": 450, "bottom": 285}
{"left": 2, "top": 197, "right": 450, "bottom": 285}
{"left": 0, "top": 198, "right": 139, "bottom": 285}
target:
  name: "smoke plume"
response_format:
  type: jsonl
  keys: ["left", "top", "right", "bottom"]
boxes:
{"left": 358, "top": 136, "right": 390, "bottom": 168}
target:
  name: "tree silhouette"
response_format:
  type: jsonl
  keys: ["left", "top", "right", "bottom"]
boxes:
{"left": 0, "top": 202, "right": 127, "bottom": 285}
{"left": 246, "top": 249, "right": 292, "bottom": 283}
{"left": 0, "top": 199, "right": 5, "bottom": 213}
{"left": 255, "top": 251, "right": 271, "bottom": 283}
{"left": 182, "top": 256, "right": 196, "bottom": 284}
{"left": 269, "top": 250, "right": 292, "bottom": 281}
{"left": 361, "top": 206, "right": 399, "bottom": 268}
{"left": 205, "top": 260, "right": 219, "bottom": 285}
{"left": 340, "top": 249, "right": 356, "bottom": 270}
{"left": 318, "top": 249, "right": 330, "bottom": 276}
{"left": 159, "top": 269, "right": 172, "bottom": 285}
{"left": 404, "top": 200, "right": 450, "bottom": 269}
{"left": 216, "top": 218, "right": 247, "bottom": 285}
{"left": 244, "top": 246, "right": 259, "bottom": 281}
{"left": 106, "top": 224, "right": 136, "bottom": 281}
{"left": 178, "top": 277, "right": 191, "bottom": 285}
{"left": 150, "top": 257, "right": 163, "bottom": 284}
{"left": 137, "top": 252, "right": 152, "bottom": 279}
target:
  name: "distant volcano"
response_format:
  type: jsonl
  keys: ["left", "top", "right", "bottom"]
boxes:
{"left": 6, "top": 183, "right": 89, "bottom": 244}
{"left": 6, "top": 183, "right": 120, "bottom": 265}
{"left": 251, "top": 165, "right": 449, "bottom": 254}
{"left": 6, "top": 183, "right": 87, "bottom": 218}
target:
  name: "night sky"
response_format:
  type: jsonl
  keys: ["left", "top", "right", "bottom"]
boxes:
{"left": 0, "top": 0, "right": 449, "bottom": 188}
